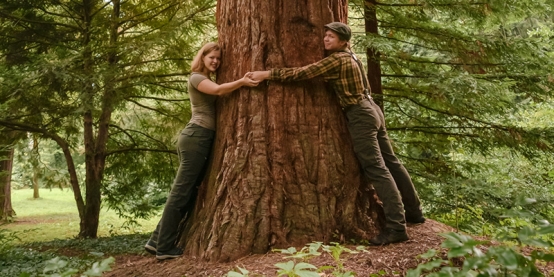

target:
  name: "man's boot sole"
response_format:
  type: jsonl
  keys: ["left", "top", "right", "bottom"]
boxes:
{"left": 156, "top": 254, "right": 181, "bottom": 260}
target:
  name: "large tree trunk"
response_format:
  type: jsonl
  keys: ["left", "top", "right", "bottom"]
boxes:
{"left": 1, "top": 148, "right": 16, "bottom": 221}
{"left": 181, "top": 0, "right": 383, "bottom": 262}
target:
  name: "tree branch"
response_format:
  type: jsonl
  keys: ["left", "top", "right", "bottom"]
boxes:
{"left": 114, "top": 72, "right": 189, "bottom": 83}
{"left": 125, "top": 98, "right": 183, "bottom": 121}
{"left": 106, "top": 147, "right": 176, "bottom": 156}
{"left": 382, "top": 74, "right": 432, "bottom": 78}
{"left": 127, "top": 95, "right": 189, "bottom": 102}
{"left": 0, "top": 10, "right": 80, "bottom": 31}
{"left": 375, "top": 1, "right": 487, "bottom": 7}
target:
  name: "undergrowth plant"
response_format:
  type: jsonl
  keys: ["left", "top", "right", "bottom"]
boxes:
{"left": 0, "top": 228, "right": 20, "bottom": 256}
{"left": 227, "top": 242, "right": 366, "bottom": 277}
{"left": 18, "top": 256, "right": 115, "bottom": 277}
{"left": 0, "top": 233, "right": 146, "bottom": 276}
{"left": 408, "top": 198, "right": 554, "bottom": 277}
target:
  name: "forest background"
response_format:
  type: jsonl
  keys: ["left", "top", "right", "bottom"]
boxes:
{"left": 0, "top": 0, "right": 554, "bottom": 274}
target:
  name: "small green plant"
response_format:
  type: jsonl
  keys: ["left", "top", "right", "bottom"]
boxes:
{"left": 275, "top": 260, "right": 319, "bottom": 277}
{"left": 321, "top": 242, "right": 364, "bottom": 273}
{"left": 369, "top": 269, "right": 389, "bottom": 277}
{"left": 226, "top": 266, "right": 250, "bottom": 277}
{"left": 273, "top": 242, "right": 323, "bottom": 260}
{"left": 227, "top": 242, "right": 365, "bottom": 277}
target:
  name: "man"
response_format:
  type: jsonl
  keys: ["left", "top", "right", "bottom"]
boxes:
{"left": 250, "top": 22, "right": 425, "bottom": 245}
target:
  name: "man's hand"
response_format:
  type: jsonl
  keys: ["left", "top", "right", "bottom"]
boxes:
{"left": 249, "top": 71, "right": 271, "bottom": 82}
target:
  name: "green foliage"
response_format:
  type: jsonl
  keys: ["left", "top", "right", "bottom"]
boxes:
{"left": 0, "top": 0, "right": 217, "bottom": 234}
{"left": 1, "top": 246, "right": 112, "bottom": 277}
{"left": 16, "top": 256, "right": 115, "bottom": 277}
{"left": 273, "top": 242, "right": 323, "bottom": 260}
{"left": 25, "top": 233, "right": 153, "bottom": 255}
{"left": 275, "top": 260, "right": 320, "bottom": 277}
{"left": 226, "top": 267, "right": 250, "bottom": 277}
{"left": 407, "top": 199, "right": 554, "bottom": 277}
{"left": 11, "top": 138, "right": 82, "bottom": 190}
{"left": 1, "top": 233, "right": 144, "bottom": 276}
{"left": 0, "top": 228, "right": 20, "bottom": 256}
{"left": 349, "top": 0, "right": 554, "bottom": 236}
{"left": 1, "top": 0, "right": 552, "bottom": 253}
{"left": 321, "top": 242, "right": 362, "bottom": 274}
{"left": 408, "top": 231, "right": 554, "bottom": 277}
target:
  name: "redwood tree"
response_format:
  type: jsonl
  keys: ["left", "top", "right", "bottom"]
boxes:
{"left": 181, "top": 0, "right": 384, "bottom": 262}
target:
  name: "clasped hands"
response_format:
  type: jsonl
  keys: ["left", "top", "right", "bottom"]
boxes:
{"left": 241, "top": 71, "right": 271, "bottom": 87}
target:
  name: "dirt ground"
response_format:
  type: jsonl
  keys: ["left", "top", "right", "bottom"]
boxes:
{"left": 101, "top": 220, "right": 463, "bottom": 277}
{"left": 102, "top": 220, "right": 554, "bottom": 277}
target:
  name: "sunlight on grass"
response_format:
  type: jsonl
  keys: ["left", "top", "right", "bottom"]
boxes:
{"left": 1, "top": 188, "right": 158, "bottom": 244}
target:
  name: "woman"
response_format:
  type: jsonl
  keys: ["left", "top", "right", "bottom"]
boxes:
{"left": 145, "top": 42, "right": 259, "bottom": 260}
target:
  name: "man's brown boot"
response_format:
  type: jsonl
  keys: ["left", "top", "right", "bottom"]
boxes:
{"left": 369, "top": 228, "right": 409, "bottom": 245}
{"left": 406, "top": 214, "right": 426, "bottom": 224}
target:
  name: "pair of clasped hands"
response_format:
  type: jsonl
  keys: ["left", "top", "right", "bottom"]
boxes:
{"left": 239, "top": 71, "right": 271, "bottom": 87}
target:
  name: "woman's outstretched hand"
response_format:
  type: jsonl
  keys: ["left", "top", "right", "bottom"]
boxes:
{"left": 242, "top": 72, "right": 260, "bottom": 87}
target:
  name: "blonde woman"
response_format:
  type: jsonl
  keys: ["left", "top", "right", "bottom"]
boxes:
{"left": 145, "top": 42, "right": 258, "bottom": 260}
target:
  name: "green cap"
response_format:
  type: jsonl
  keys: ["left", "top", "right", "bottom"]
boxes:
{"left": 324, "top": 22, "right": 351, "bottom": 41}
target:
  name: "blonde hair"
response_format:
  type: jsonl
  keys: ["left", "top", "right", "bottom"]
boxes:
{"left": 191, "top": 42, "right": 221, "bottom": 74}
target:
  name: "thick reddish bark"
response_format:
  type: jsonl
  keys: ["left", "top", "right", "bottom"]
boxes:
{"left": 181, "top": 0, "right": 383, "bottom": 262}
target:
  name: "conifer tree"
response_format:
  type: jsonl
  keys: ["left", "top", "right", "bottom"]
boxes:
{"left": 0, "top": 0, "right": 216, "bottom": 237}
{"left": 350, "top": 0, "right": 554, "bottom": 228}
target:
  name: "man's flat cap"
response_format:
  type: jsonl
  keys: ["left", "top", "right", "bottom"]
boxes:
{"left": 324, "top": 22, "right": 351, "bottom": 41}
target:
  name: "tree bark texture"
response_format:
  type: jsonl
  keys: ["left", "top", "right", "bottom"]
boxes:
{"left": 182, "top": 0, "right": 383, "bottom": 262}
{"left": 1, "top": 148, "right": 15, "bottom": 221}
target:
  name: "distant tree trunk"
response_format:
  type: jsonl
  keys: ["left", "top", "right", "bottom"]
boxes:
{"left": 32, "top": 174, "right": 39, "bottom": 198}
{"left": 51, "top": 135, "right": 86, "bottom": 230}
{"left": 1, "top": 148, "right": 16, "bottom": 221}
{"left": 364, "top": 0, "right": 384, "bottom": 110}
{"left": 181, "top": 0, "right": 383, "bottom": 262}
{"left": 32, "top": 135, "right": 40, "bottom": 199}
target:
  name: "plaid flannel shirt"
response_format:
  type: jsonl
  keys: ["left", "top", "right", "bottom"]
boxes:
{"left": 269, "top": 50, "right": 367, "bottom": 108}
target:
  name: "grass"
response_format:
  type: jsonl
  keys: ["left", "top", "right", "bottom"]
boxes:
{"left": 1, "top": 188, "right": 159, "bottom": 243}
{"left": 0, "top": 188, "right": 158, "bottom": 277}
